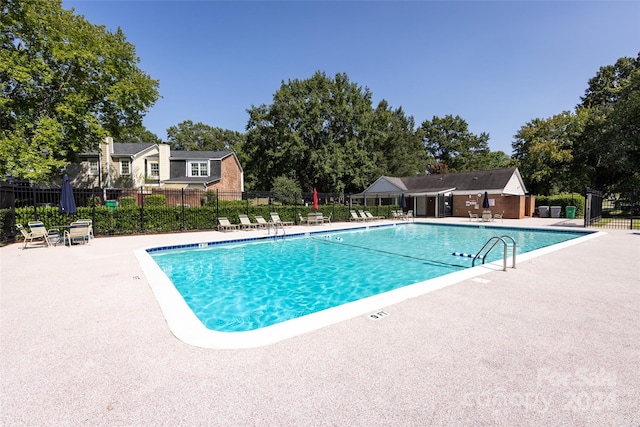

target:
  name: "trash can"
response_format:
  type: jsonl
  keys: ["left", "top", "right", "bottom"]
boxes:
{"left": 550, "top": 206, "right": 561, "bottom": 218}
{"left": 538, "top": 206, "right": 550, "bottom": 218}
{"left": 565, "top": 206, "right": 576, "bottom": 219}
{"left": 105, "top": 200, "right": 117, "bottom": 211}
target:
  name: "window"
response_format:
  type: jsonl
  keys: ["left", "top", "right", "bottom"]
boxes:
{"left": 121, "top": 159, "right": 130, "bottom": 175}
{"left": 149, "top": 162, "right": 159, "bottom": 177}
{"left": 88, "top": 160, "right": 99, "bottom": 176}
{"left": 188, "top": 161, "right": 208, "bottom": 177}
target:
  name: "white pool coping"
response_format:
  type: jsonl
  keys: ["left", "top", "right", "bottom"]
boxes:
{"left": 135, "top": 224, "right": 605, "bottom": 349}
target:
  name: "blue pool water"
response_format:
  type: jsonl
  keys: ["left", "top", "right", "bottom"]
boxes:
{"left": 148, "top": 223, "right": 590, "bottom": 333}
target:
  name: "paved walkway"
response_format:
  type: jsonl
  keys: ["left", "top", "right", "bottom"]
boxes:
{"left": 1, "top": 218, "right": 638, "bottom": 425}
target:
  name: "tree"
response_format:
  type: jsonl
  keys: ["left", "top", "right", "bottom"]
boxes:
{"left": 0, "top": 0, "right": 159, "bottom": 182}
{"left": 512, "top": 110, "right": 589, "bottom": 195}
{"left": 119, "top": 126, "right": 162, "bottom": 144}
{"left": 166, "top": 120, "right": 245, "bottom": 151}
{"left": 576, "top": 53, "right": 640, "bottom": 191}
{"left": 369, "top": 101, "right": 426, "bottom": 177}
{"left": 245, "top": 71, "right": 378, "bottom": 193}
{"left": 418, "top": 115, "right": 491, "bottom": 173}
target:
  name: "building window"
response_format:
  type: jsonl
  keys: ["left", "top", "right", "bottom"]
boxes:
{"left": 121, "top": 159, "right": 130, "bottom": 175}
{"left": 149, "top": 162, "right": 159, "bottom": 177}
{"left": 188, "top": 161, "right": 208, "bottom": 177}
{"left": 88, "top": 160, "right": 99, "bottom": 176}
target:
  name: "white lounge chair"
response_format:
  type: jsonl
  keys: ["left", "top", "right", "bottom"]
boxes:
{"left": 63, "top": 221, "right": 92, "bottom": 246}
{"left": 238, "top": 214, "right": 258, "bottom": 230}
{"left": 17, "top": 223, "right": 51, "bottom": 249}
{"left": 350, "top": 210, "right": 365, "bottom": 222}
{"left": 254, "top": 215, "right": 269, "bottom": 228}
{"left": 270, "top": 212, "right": 293, "bottom": 226}
{"left": 364, "top": 211, "right": 384, "bottom": 221}
{"left": 217, "top": 217, "right": 239, "bottom": 232}
{"left": 468, "top": 211, "right": 479, "bottom": 221}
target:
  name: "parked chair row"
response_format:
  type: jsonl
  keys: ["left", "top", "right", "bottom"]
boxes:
{"left": 217, "top": 213, "right": 295, "bottom": 232}
{"left": 392, "top": 210, "right": 413, "bottom": 221}
{"left": 299, "top": 212, "right": 331, "bottom": 225}
{"left": 350, "top": 210, "right": 385, "bottom": 222}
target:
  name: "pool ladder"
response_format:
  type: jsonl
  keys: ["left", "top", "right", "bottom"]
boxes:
{"left": 472, "top": 235, "right": 516, "bottom": 271}
{"left": 267, "top": 221, "right": 286, "bottom": 238}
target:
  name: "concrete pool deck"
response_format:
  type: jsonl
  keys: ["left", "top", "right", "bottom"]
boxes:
{"left": 1, "top": 217, "right": 639, "bottom": 425}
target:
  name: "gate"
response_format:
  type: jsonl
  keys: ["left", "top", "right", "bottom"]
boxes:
{"left": 585, "top": 188, "right": 639, "bottom": 229}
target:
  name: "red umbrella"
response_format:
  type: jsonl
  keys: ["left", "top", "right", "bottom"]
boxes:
{"left": 313, "top": 188, "right": 318, "bottom": 210}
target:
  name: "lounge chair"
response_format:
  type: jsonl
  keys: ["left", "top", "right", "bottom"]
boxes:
{"left": 358, "top": 210, "right": 372, "bottom": 221}
{"left": 217, "top": 217, "right": 239, "bottom": 232}
{"left": 238, "top": 214, "right": 258, "bottom": 230}
{"left": 298, "top": 213, "right": 309, "bottom": 225}
{"left": 63, "top": 221, "right": 92, "bottom": 246}
{"left": 468, "top": 211, "right": 479, "bottom": 221}
{"left": 350, "top": 210, "right": 365, "bottom": 222}
{"left": 254, "top": 215, "right": 269, "bottom": 228}
{"left": 493, "top": 212, "right": 504, "bottom": 222}
{"left": 270, "top": 212, "right": 293, "bottom": 226}
{"left": 17, "top": 223, "right": 51, "bottom": 249}
{"left": 364, "top": 211, "right": 384, "bottom": 221}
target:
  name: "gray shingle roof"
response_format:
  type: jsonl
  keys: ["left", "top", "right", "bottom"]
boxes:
{"left": 363, "top": 168, "right": 522, "bottom": 194}
{"left": 112, "top": 142, "right": 156, "bottom": 156}
{"left": 400, "top": 168, "right": 518, "bottom": 193}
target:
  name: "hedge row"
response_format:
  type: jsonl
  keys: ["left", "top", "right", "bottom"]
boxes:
{"left": 6, "top": 204, "right": 400, "bottom": 237}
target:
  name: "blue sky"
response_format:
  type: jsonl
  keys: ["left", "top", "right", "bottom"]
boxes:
{"left": 63, "top": 1, "right": 639, "bottom": 155}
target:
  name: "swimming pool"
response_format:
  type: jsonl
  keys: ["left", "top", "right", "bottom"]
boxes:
{"left": 136, "top": 222, "right": 598, "bottom": 348}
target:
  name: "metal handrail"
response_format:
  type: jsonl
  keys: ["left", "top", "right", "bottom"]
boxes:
{"left": 472, "top": 235, "right": 516, "bottom": 271}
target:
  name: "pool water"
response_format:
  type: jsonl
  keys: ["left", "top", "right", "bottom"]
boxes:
{"left": 149, "top": 223, "right": 589, "bottom": 332}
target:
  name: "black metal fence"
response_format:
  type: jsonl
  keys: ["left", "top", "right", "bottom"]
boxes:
{"left": 585, "top": 188, "right": 639, "bottom": 230}
{"left": 0, "top": 181, "right": 399, "bottom": 244}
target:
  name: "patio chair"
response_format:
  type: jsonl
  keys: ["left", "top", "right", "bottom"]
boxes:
{"left": 358, "top": 210, "right": 372, "bottom": 221}
{"left": 364, "top": 211, "right": 384, "bottom": 221}
{"left": 270, "top": 212, "right": 293, "bottom": 226}
{"left": 468, "top": 211, "right": 478, "bottom": 221}
{"left": 238, "top": 214, "right": 258, "bottom": 230}
{"left": 492, "top": 212, "right": 504, "bottom": 222}
{"left": 350, "top": 210, "right": 365, "bottom": 222}
{"left": 75, "top": 219, "right": 94, "bottom": 239}
{"left": 217, "top": 217, "right": 239, "bottom": 232}
{"left": 17, "top": 223, "right": 51, "bottom": 249}
{"left": 254, "top": 215, "right": 269, "bottom": 228}
{"left": 63, "top": 221, "right": 92, "bottom": 246}
{"left": 298, "top": 213, "right": 309, "bottom": 225}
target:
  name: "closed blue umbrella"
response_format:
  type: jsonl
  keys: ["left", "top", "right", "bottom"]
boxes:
{"left": 482, "top": 191, "right": 490, "bottom": 209}
{"left": 400, "top": 193, "right": 407, "bottom": 211}
{"left": 59, "top": 174, "right": 77, "bottom": 215}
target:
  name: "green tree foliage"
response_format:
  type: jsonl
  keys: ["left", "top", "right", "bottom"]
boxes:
{"left": 513, "top": 53, "right": 639, "bottom": 194}
{"left": 0, "top": 0, "right": 159, "bottom": 182}
{"left": 166, "top": 120, "right": 245, "bottom": 152}
{"left": 271, "top": 175, "right": 302, "bottom": 205}
{"left": 119, "top": 126, "right": 162, "bottom": 144}
{"left": 245, "top": 71, "right": 380, "bottom": 193}
{"left": 369, "top": 101, "right": 426, "bottom": 178}
{"left": 576, "top": 53, "right": 640, "bottom": 191}
{"left": 512, "top": 110, "right": 589, "bottom": 195}
{"left": 418, "top": 115, "right": 493, "bottom": 173}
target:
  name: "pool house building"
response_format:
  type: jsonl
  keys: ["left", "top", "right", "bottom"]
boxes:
{"left": 356, "top": 167, "right": 535, "bottom": 219}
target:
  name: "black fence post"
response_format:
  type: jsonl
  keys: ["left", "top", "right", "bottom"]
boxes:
{"left": 181, "top": 188, "right": 185, "bottom": 231}
{"left": 32, "top": 184, "right": 38, "bottom": 221}
{"left": 140, "top": 187, "right": 145, "bottom": 233}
